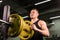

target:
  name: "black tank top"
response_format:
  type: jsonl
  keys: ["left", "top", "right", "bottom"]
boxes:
{"left": 29, "top": 20, "right": 43, "bottom": 40}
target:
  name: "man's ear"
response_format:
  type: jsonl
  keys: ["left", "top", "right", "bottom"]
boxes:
{"left": 38, "top": 13, "right": 39, "bottom": 16}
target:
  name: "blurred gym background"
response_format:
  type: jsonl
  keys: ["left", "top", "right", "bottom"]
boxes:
{"left": 0, "top": 0, "right": 60, "bottom": 40}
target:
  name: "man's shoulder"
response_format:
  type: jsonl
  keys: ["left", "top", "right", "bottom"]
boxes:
{"left": 39, "top": 20, "right": 45, "bottom": 23}
{"left": 39, "top": 20, "right": 46, "bottom": 24}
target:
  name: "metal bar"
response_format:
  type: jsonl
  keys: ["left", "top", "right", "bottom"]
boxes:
{"left": 0, "top": 19, "right": 9, "bottom": 24}
{"left": 2, "top": 5, "right": 10, "bottom": 40}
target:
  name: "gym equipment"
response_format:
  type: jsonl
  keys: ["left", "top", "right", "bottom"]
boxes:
{"left": 8, "top": 14, "right": 34, "bottom": 40}
{"left": 0, "top": 4, "right": 34, "bottom": 40}
{"left": 0, "top": 14, "right": 34, "bottom": 40}
{"left": 1, "top": 5, "right": 10, "bottom": 40}
{"left": 19, "top": 20, "right": 34, "bottom": 40}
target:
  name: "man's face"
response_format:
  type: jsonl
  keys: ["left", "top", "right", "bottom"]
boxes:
{"left": 30, "top": 9, "right": 39, "bottom": 18}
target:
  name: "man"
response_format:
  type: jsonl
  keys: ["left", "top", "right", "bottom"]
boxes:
{"left": 29, "top": 8, "right": 50, "bottom": 40}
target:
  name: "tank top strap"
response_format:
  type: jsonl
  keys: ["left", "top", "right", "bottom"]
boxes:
{"left": 34, "top": 20, "right": 41, "bottom": 29}
{"left": 34, "top": 20, "right": 39, "bottom": 24}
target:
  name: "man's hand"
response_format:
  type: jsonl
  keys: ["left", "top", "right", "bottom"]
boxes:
{"left": 31, "top": 24, "right": 38, "bottom": 31}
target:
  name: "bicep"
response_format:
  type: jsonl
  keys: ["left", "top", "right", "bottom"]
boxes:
{"left": 40, "top": 21, "right": 48, "bottom": 30}
{"left": 38, "top": 20, "right": 50, "bottom": 37}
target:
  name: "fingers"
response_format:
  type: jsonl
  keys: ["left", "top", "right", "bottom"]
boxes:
{"left": 30, "top": 24, "right": 34, "bottom": 29}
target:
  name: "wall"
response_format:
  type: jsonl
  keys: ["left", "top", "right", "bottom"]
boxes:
{"left": 49, "top": 18, "right": 60, "bottom": 37}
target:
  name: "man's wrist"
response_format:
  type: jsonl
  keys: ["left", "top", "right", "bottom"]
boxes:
{"left": 35, "top": 28, "right": 39, "bottom": 31}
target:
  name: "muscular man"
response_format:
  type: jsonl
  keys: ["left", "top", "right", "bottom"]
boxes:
{"left": 29, "top": 9, "right": 50, "bottom": 40}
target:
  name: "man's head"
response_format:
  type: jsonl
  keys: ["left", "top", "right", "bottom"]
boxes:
{"left": 30, "top": 8, "right": 39, "bottom": 19}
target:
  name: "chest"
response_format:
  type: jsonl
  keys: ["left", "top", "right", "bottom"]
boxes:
{"left": 31, "top": 20, "right": 42, "bottom": 28}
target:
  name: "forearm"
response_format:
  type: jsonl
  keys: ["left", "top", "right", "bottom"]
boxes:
{"left": 36, "top": 29, "right": 50, "bottom": 37}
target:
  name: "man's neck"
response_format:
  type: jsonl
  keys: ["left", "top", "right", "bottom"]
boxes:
{"left": 31, "top": 18, "right": 39, "bottom": 23}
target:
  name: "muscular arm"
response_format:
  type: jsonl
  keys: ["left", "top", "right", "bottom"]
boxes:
{"left": 36, "top": 20, "right": 50, "bottom": 37}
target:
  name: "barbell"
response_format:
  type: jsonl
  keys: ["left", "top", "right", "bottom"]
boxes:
{"left": 0, "top": 14, "right": 34, "bottom": 40}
